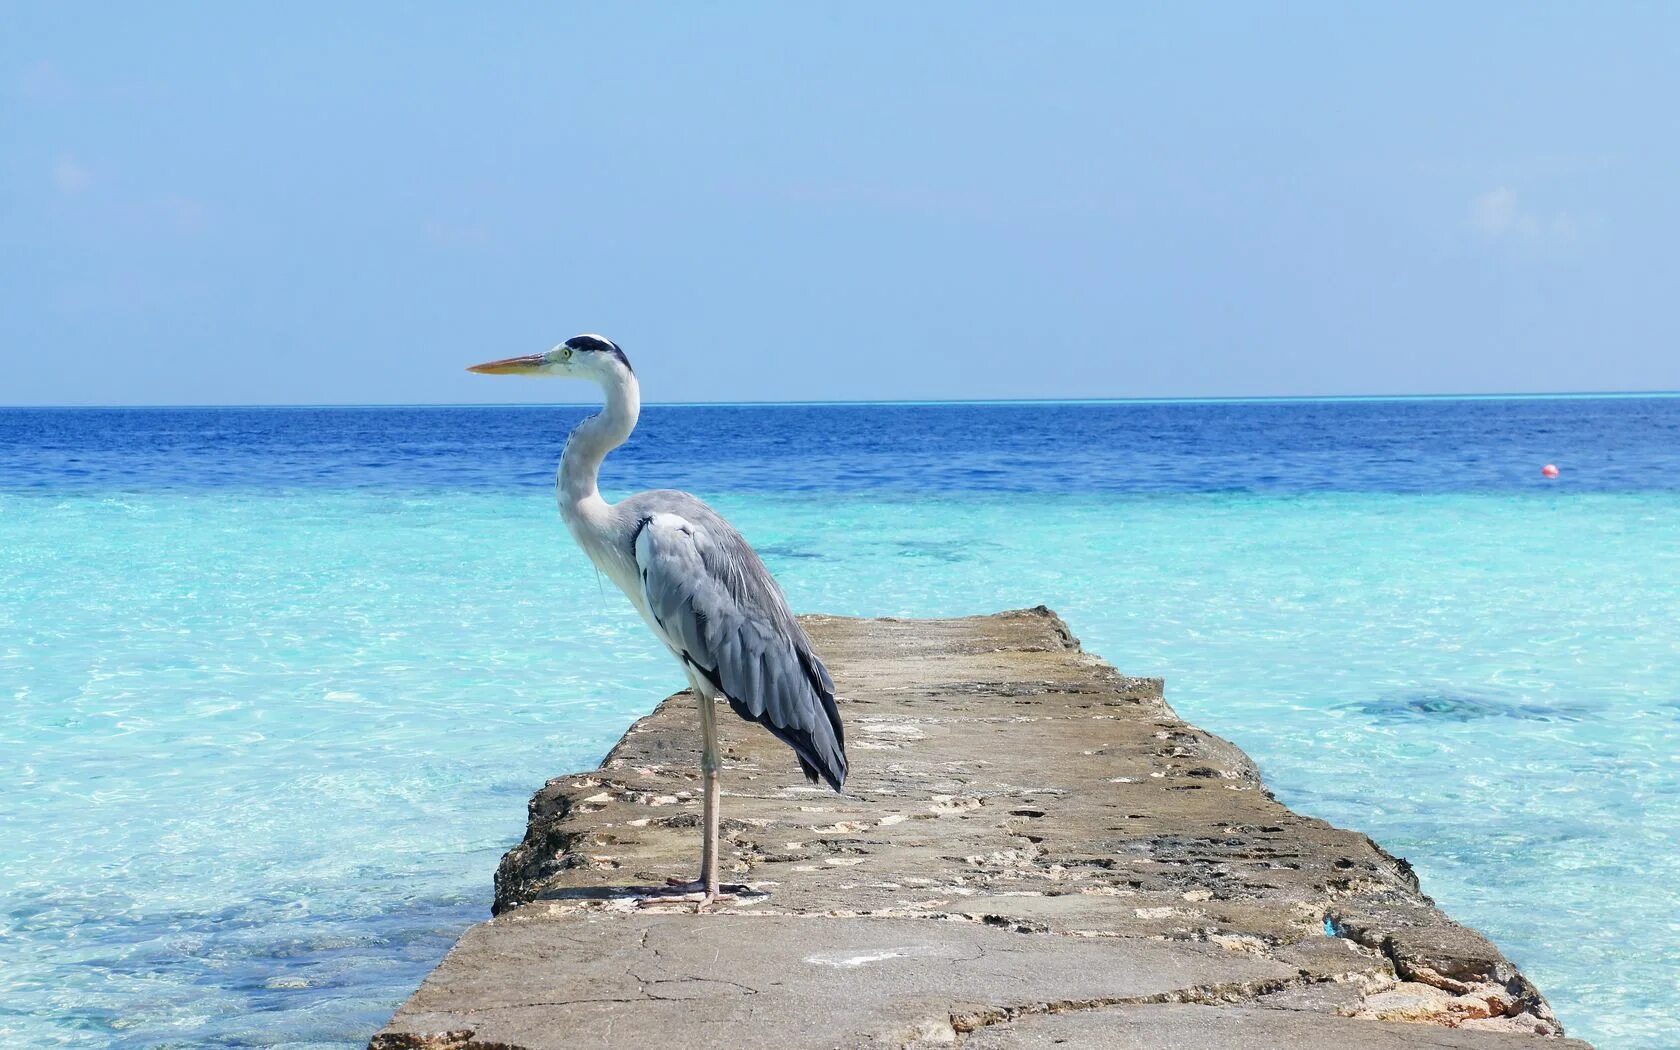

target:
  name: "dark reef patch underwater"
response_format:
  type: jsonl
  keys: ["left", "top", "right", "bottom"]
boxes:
{"left": 1349, "top": 690, "right": 1592, "bottom": 724}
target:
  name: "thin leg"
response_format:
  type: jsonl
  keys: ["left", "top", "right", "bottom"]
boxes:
{"left": 642, "top": 689, "right": 742, "bottom": 910}
{"left": 697, "top": 690, "right": 721, "bottom": 900}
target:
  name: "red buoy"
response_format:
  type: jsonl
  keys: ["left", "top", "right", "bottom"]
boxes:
{"left": 1542, "top": 463, "right": 1560, "bottom": 479}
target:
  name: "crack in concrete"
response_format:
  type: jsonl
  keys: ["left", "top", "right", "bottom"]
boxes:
{"left": 940, "top": 973, "right": 1311, "bottom": 1045}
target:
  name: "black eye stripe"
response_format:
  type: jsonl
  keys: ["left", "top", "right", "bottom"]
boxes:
{"left": 563, "top": 335, "right": 633, "bottom": 373}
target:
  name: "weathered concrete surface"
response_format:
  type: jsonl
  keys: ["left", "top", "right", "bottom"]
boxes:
{"left": 373, "top": 608, "right": 1586, "bottom": 1050}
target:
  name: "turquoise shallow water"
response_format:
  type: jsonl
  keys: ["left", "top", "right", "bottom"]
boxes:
{"left": 3, "top": 402, "right": 1679, "bottom": 1048}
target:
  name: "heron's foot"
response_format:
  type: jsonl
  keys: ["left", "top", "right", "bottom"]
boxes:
{"left": 633, "top": 879, "right": 759, "bottom": 911}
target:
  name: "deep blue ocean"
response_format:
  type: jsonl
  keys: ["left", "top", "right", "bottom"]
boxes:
{"left": 3, "top": 398, "right": 1678, "bottom": 1048}
{"left": 8, "top": 396, "right": 1679, "bottom": 495}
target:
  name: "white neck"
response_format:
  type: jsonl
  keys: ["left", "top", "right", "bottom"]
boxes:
{"left": 558, "top": 365, "right": 641, "bottom": 525}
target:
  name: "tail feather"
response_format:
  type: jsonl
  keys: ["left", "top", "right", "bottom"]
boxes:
{"left": 714, "top": 638, "right": 847, "bottom": 792}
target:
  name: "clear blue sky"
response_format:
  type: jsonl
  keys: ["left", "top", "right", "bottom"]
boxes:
{"left": 4, "top": 4, "right": 1677, "bottom": 405}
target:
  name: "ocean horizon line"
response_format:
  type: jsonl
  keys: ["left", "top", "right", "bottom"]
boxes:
{"left": 6, "top": 390, "right": 1680, "bottom": 411}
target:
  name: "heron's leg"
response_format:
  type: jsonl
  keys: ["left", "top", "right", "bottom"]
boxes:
{"left": 697, "top": 690, "right": 722, "bottom": 898}
{"left": 642, "top": 689, "right": 733, "bottom": 908}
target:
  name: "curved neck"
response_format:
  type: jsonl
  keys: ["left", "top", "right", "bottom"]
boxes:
{"left": 559, "top": 367, "right": 641, "bottom": 518}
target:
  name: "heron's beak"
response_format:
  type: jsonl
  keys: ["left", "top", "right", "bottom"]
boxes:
{"left": 466, "top": 353, "right": 548, "bottom": 375}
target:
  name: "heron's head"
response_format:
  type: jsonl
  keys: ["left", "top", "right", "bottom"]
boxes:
{"left": 467, "top": 334, "right": 632, "bottom": 380}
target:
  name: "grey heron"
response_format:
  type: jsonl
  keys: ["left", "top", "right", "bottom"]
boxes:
{"left": 467, "top": 335, "right": 848, "bottom": 904}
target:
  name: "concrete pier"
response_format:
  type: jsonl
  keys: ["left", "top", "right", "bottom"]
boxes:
{"left": 372, "top": 608, "right": 1586, "bottom": 1049}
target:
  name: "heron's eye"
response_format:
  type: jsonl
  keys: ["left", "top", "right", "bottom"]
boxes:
{"left": 561, "top": 347, "right": 574, "bottom": 361}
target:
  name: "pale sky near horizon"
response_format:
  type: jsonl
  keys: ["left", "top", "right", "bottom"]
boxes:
{"left": 4, "top": 4, "right": 1678, "bottom": 405}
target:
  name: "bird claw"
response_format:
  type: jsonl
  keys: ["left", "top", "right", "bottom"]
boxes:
{"left": 633, "top": 878, "right": 756, "bottom": 911}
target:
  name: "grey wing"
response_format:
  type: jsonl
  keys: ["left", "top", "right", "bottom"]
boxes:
{"left": 631, "top": 508, "right": 847, "bottom": 791}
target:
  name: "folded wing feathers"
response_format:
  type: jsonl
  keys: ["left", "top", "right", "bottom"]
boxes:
{"left": 634, "top": 512, "right": 847, "bottom": 791}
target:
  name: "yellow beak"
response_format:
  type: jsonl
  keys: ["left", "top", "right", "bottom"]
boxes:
{"left": 466, "top": 353, "right": 548, "bottom": 375}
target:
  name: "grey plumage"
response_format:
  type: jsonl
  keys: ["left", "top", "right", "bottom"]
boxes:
{"left": 467, "top": 332, "right": 845, "bottom": 900}
{"left": 626, "top": 492, "right": 847, "bottom": 791}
